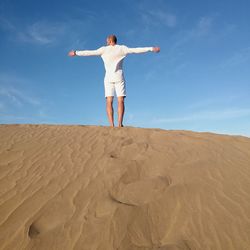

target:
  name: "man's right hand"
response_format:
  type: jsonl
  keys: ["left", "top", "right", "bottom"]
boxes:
{"left": 68, "top": 50, "right": 76, "bottom": 57}
{"left": 152, "top": 47, "right": 160, "bottom": 53}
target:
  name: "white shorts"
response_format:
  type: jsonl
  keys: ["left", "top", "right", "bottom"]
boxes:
{"left": 104, "top": 81, "right": 126, "bottom": 97}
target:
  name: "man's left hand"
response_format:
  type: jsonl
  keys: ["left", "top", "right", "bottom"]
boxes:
{"left": 153, "top": 47, "right": 160, "bottom": 53}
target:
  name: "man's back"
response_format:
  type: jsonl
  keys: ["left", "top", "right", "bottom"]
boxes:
{"left": 101, "top": 45, "right": 127, "bottom": 82}
{"left": 101, "top": 44, "right": 154, "bottom": 82}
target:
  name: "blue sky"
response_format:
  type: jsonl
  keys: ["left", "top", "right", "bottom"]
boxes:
{"left": 0, "top": 0, "right": 250, "bottom": 136}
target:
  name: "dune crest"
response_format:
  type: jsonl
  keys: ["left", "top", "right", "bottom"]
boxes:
{"left": 0, "top": 124, "right": 250, "bottom": 250}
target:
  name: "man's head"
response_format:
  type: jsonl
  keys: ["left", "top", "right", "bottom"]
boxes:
{"left": 106, "top": 35, "right": 117, "bottom": 45}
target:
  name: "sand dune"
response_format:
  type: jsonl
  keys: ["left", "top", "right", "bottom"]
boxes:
{"left": 0, "top": 124, "right": 250, "bottom": 250}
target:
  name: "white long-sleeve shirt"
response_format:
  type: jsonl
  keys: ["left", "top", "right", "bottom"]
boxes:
{"left": 76, "top": 45, "right": 153, "bottom": 82}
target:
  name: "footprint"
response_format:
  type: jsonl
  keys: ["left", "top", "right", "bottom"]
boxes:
{"left": 27, "top": 198, "right": 74, "bottom": 238}
{"left": 110, "top": 175, "right": 172, "bottom": 206}
{"left": 121, "top": 138, "right": 134, "bottom": 147}
{"left": 109, "top": 151, "right": 119, "bottom": 159}
{"left": 28, "top": 223, "right": 40, "bottom": 238}
{"left": 154, "top": 240, "right": 192, "bottom": 250}
{"left": 108, "top": 139, "right": 148, "bottom": 160}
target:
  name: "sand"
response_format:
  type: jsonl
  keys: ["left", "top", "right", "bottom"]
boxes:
{"left": 0, "top": 124, "right": 250, "bottom": 250}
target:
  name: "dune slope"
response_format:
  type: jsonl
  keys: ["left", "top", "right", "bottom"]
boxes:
{"left": 0, "top": 124, "right": 250, "bottom": 250}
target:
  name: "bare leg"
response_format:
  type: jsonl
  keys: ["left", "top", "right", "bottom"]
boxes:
{"left": 118, "top": 96, "right": 125, "bottom": 127}
{"left": 106, "top": 96, "right": 114, "bottom": 127}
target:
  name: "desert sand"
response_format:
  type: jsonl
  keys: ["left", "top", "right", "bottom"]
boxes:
{"left": 0, "top": 124, "right": 250, "bottom": 250}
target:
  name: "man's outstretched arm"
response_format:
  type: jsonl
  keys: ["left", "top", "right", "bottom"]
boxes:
{"left": 68, "top": 47, "right": 104, "bottom": 57}
{"left": 124, "top": 46, "right": 160, "bottom": 54}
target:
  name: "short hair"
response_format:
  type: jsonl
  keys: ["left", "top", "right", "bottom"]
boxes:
{"left": 108, "top": 35, "right": 117, "bottom": 44}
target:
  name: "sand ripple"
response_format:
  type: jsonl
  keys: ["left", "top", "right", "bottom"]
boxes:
{"left": 0, "top": 125, "right": 250, "bottom": 250}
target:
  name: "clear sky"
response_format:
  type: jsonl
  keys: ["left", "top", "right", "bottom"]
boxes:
{"left": 0, "top": 0, "right": 250, "bottom": 136}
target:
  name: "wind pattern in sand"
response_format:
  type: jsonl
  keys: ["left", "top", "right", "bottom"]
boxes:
{"left": 0, "top": 125, "right": 250, "bottom": 250}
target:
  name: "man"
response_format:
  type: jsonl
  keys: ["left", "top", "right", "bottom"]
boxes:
{"left": 68, "top": 35, "right": 160, "bottom": 127}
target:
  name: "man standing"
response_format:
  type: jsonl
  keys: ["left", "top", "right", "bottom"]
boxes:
{"left": 68, "top": 35, "right": 160, "bottom": 127}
